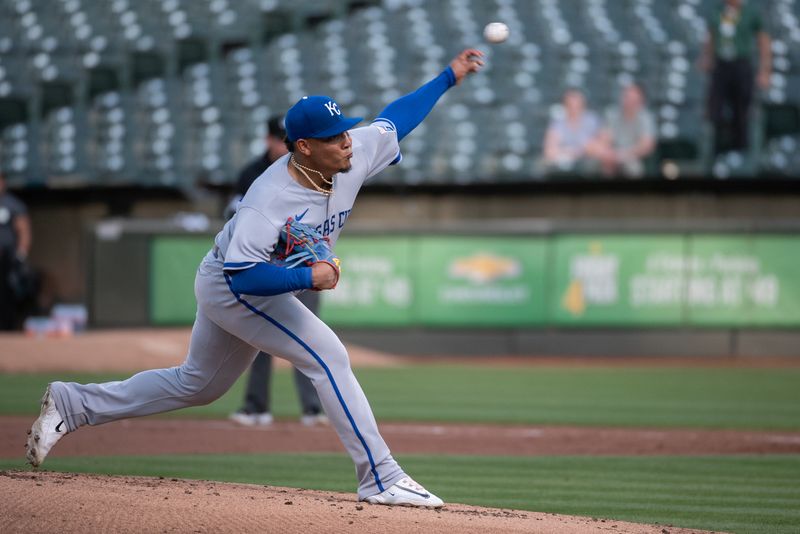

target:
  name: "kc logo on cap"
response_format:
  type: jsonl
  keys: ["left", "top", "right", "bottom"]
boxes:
{"left": 324, "top": 101, "right": 341, "bottom": 116}
{"left": 285, "top": 95, "right": 362, "bottom": 142}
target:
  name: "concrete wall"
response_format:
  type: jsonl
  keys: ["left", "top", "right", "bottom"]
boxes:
{"left": 338, "top": 328, "right": 800, "bottom": 357}
{"left": 22, "top": 187, "right": 800, "bottom": 306}
{"left": 348, "top": 191, "right": 800, "bottom": 223}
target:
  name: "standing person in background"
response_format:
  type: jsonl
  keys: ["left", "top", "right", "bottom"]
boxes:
{"left": 224, "top": 115, "right": 291, "bottom": 219}
{"left": 701, "top": 0, "right": 771, "bottom": 155}
{"left": 542, "top": 89, "right": 607, "bottom": 175}
{"left": 227, "top": 115, "right": 327, "bottom": 427}
{"left": 0, "top": 170, "right": 32, "bottom": 330}
{"left": 599, "top": 83, "right": 657, "bottom": 178}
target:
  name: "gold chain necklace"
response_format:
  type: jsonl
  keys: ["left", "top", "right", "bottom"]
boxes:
{"left": 290, "top": 155, "right": 334, "bottom": 195}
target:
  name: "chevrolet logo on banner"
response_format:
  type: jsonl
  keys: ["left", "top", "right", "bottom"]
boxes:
{"left": 449, "top": 253, "right": 521, "bottom": 284}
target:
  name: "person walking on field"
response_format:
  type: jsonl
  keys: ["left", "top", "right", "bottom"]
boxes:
{"left": 25, "top": 48, "right": 484, "bottom": 508}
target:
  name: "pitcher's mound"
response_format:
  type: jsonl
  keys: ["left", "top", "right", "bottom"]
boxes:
{"left": 1, "top": 470, "right": 714, "bottom": 533}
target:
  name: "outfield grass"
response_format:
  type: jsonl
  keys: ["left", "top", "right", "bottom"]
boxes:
{"left": 2, "top": 454, "right": 798, "bottom": 534}
{"left": 2, "top": 366, "right": 799, "bottom": 430}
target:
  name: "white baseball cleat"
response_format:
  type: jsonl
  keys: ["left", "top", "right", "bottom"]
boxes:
{"left": 228, "top": 410, "right": 273, "bottom": 427}
{"left": 363, "top": 477, "right": 444, "bottom": 508}
{"left": 300, "top": 413, "right": 329, "bottom": 427}
{"left": 25, "top": 385, "right": 66, "bottom": 468}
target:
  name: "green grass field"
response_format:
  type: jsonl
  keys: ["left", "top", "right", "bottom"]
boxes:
{"left": 2, "top": 364, "right": 799, "bottom": 533}
{"left": 2, "top": 366, "right": 799, "bottom": 429}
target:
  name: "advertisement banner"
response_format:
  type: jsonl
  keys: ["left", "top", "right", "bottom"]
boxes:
{"left": 749, "top": 236, "right": 800, "bottom": 325}
{"left": 320, "top": 237, "right": 414, "bottom": 326}
{"left": 147, "top": 233, "right": 800, "bottom": 328}
{"left": 150, "top": 236, "right": 212, "bottom": 325}
{"left": 550, "top": 235, "right": 686, "bottom": 325}
{"left": 415, "top": 237, "right": 548, "bottom": 326}
{"left": 686, "top": 235, "right": 800, "bottom": 326}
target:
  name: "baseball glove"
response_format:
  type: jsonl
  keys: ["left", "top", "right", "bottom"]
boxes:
{"left": 273, "top": 217, "right": 341, "bottom": 288}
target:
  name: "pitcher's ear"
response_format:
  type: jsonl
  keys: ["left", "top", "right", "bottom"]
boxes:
{"left": 296, "top": 139, "right": 312, "bottom": 156}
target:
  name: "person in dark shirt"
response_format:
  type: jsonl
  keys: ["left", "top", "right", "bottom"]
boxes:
{"left": 701, "top": 0, "right": 771, "bottom": 155}
{"left": 236, "top": 115, "right": 290, "bottom": 197}
{"left": 224, "top": 115, "right": 290, "bottom": 218}
{"left": 227, "top": 116, "right": 327, "bottom": 427}
{"left": 0, "top": 170, "right": 33, "bottom": 330}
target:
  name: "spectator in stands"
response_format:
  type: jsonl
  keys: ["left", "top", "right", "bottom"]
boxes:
{"left": 226, "top": 116, "right": 327, "bottom": 428}
{"left": 542, "top": 89, "right": 607, "bottom": 175}
{"left": 0, "top": 170, "right": 33, "bottom": 330}
{"left": 701, "top": 0, "right": 771, "bottom": 155}
{"left": 599, "top": 83, "right": 657, "bottom": 178}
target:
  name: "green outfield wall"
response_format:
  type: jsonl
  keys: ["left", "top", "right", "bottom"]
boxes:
{"left": 145, "top": 233, "right": 800, "bottom": 328}
{"left": 150, "top": 237, "right": 211, "bottom": 324}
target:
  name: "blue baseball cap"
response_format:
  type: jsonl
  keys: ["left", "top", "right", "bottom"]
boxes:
{"left": 284, "top": 96, "right": 362, "bottom": 142}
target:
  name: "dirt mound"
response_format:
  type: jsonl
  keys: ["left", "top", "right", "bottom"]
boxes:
{"left": 0, "top": 470, "right": 714, "bottom": 534}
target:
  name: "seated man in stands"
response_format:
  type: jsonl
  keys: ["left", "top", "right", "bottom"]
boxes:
{"left": 542, "top": 89, "right": 607, "bottom": 176}
{"left": 599, "top": 83, "right": 657, "bottom": 178}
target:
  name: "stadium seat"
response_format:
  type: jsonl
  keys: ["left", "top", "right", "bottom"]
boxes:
{"left": 656, "top": 137, "right": 703, "bottom": 178}
{"left": 763, "top": 102, "right": 800, "bottom": 141}
{"left": 0, "top": 0, "right": 798, "bottom": 186}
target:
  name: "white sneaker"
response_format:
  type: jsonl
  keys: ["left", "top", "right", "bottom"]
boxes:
{"left": 300, "top": 413, "right": 329, "bottom": 427}
{"left": 363, "top": 477, "right": 444, "bottom": 508}
{"left": 228, "top": 411, "right": 273, "bottom": 426}
{"left": 25, "top": 385, "right": 66, "bottom": 467}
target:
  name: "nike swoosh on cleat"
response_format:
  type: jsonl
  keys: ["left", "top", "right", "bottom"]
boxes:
{"left": 55, "top": 421, "right": 64, "bottom": 433}
{"left": 398, "top": 487, "right": 430, "bottom": 498}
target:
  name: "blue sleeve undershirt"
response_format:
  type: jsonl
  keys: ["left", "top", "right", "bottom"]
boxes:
{"left": 375, "top": 66, "right": 457, "bottom": 142}
{"left": 225, "top": 261, "right": 313, "bottom": 296}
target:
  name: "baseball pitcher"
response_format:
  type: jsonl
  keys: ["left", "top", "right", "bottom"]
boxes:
{"left": 26, "top": 48, "right": 484, "bottom": 508}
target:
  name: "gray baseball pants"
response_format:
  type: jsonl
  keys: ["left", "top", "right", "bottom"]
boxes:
{"left": 48, "top": 255, "right": 405, "bottom": 498}
{"left": 239, "top": 291, "right": 323, "bottom": 416}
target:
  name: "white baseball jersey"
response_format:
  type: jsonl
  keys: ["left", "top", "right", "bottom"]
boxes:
{"left": 215, "top": 121, "right": 399, "bottom": 271}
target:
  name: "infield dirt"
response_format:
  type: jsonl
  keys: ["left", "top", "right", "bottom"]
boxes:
{"left": 1, "top": 470, "right": 716, "bottom": 534}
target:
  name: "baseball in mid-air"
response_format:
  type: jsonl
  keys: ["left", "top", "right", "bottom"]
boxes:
{"left": 483, "top": 22, "right": 509, "bottom": 44}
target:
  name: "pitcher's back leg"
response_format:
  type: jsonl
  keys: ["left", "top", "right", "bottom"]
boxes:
{"left": 49, "top": 309, "right": 258, "bottom": 432}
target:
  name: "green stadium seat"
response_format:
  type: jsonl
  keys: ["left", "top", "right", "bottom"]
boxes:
{"left": 1, "top": 0, "right": 799, "bottom": 187}
{"left": 763, "top": 102, "right": 800, "bottom": 141}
